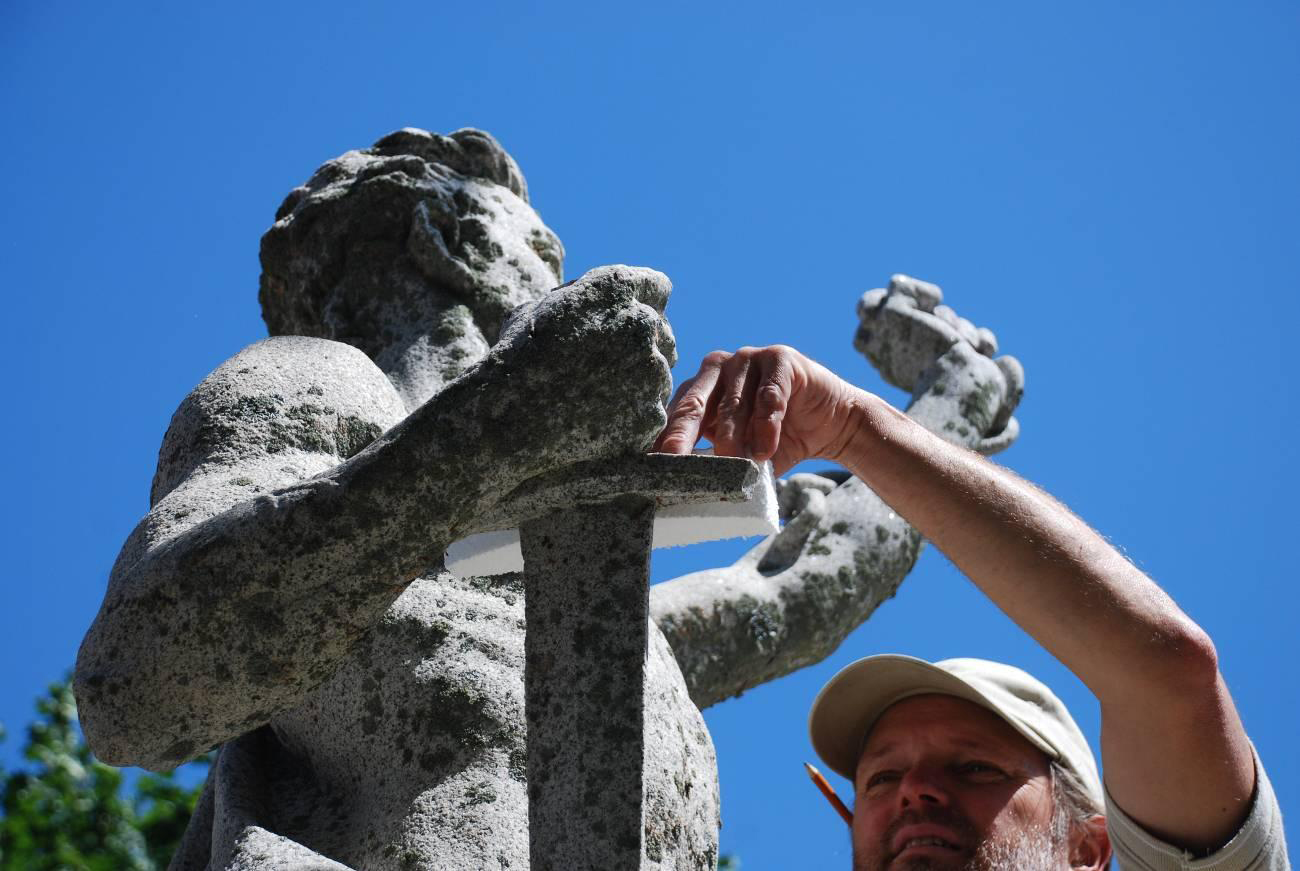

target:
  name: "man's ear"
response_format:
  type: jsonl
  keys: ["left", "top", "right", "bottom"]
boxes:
{"left": 1069, "top": 814, "right": 1111, "bottom": 870}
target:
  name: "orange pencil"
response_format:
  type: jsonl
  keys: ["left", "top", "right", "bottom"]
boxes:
{"left": 803, "top": 762, "right": 853, "bottom": 825}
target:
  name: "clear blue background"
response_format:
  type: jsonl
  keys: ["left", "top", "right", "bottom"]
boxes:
{"left": 3, "top": 2, "right": 1296, "bottom": 866}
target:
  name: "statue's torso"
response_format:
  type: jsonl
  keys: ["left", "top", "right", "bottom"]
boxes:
{"left": 141, "top": 336, "right": 720, "bottom": 869}
{"left": 189, "top": 574, "right": 720, "bottom": 870}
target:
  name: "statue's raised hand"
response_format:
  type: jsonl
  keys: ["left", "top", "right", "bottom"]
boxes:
{"left": 854, "top": 274, "right": 1023, "bottom": 454}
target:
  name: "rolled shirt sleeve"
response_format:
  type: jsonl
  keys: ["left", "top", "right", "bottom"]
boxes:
{"left": 1104, "top": 748, "right": 1289, "bottom": 870}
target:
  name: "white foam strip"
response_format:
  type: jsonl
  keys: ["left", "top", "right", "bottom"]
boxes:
{"left": 446, "top": 529, "right": 524, "bottom": 578}
{"left": 650, "top": 480, "right": 779, "bottom": 550}
{"left": 445, "top": 462, "right": 779, "bottom": 578}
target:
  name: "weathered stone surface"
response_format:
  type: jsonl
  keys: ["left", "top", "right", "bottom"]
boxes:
{"left": 77, "top": 259, "right": 675, "bottom": 766}
{"left": 511, "top": 455, "right": 763, "bottom": 868}
{"left": 651, "top": 472, "right": 925, "bottom": 710}
{"left": 75, "top": 126, "right": 1027, "bottom": 871}
{"left": 259, "top": 127, "right": 566, "bottom": 413}
{"left": 521, "top": 498, "right": 654, "bottom": 869}
{"left": 852, "top": 272, "right": 1022, "bottom": 455}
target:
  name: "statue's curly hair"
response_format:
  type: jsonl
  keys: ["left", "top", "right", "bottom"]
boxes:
{"left": 258, "top": 128, "right": 559, "bottom": 356}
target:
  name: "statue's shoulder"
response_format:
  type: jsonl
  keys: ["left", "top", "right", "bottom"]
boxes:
{"left": 150, "top": 336, "right": 407, "bottom": 508}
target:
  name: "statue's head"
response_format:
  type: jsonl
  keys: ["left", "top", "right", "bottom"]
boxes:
{"left": 259, "top": 128, "right": 566, "bottom": 407}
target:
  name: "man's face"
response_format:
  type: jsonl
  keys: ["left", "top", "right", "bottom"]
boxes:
{"left": 851, "top": 694, "right": 1064, "bottom": 870}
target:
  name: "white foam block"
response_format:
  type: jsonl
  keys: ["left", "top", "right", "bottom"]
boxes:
{"left": 446, "top": 529, "right": 525, "bottom": 578}
{"left": 445, "top": 460, "right": 779, "bottom": 578}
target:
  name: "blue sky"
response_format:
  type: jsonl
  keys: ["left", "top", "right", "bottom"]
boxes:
{"left": 2, "top": 1, "right": 1296, "bottom": 866}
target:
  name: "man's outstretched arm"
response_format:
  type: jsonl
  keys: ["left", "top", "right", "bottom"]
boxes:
{"left": 650, "top": 281, "right": 1023, "bottom": 710}
{"left": 657, "top": 343, "right": 1255, "bottom": 854}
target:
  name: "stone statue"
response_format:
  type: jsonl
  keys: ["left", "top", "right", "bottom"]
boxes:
{"left": 73, "top": 128, "right": 1024, "bottom": 870}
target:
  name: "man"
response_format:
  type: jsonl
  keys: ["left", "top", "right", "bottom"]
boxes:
{"left": 654, "top": 336, "right": 1289, "bottom": 869}
{"left": 810, "top": 655, "right": 1108, "bottom": 869}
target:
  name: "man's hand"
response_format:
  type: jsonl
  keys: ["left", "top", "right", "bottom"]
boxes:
{"left": 652, "top": 345, "right": 861, "bottom": 476}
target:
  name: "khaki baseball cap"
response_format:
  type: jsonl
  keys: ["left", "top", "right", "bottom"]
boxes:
{"left": 808, "top": 655, "right": 1103, "bottom": 807}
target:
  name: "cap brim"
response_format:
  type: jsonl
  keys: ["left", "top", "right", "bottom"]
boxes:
{"left": 808, "top": 654, "right": 1057, "bottom": 781}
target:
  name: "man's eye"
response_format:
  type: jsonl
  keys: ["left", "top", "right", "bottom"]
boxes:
{"left": 958, "top": 762, "right": 1006, "bottom": 780}
{"left": 865, "top": 771, "right": 900, "bottom": 791}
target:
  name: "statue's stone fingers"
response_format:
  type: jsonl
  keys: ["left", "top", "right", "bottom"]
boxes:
{"left": 647, "top": 303, "right": 677, "bottom": 367}
{"left": 979, "top": 355, "right": 1024, "bottom": 439}
{"left": 976, "top": 415, "right": 1020, "bottom": 455}
{"left": 888, "top": 273, "right": 943, "bottom": 312}
{"left": 629, "top": 268, "right": 672, "bottom": 315}
{"left": 976, "top": 326, "right": 999, "bottom": 357}
{"left": 857, "top": 288, "right": 888, "bottom": 321}
{"left": 932, "top": 305, "right": 982, "bottom": 348}
{"left": 569, "top": 264, "right": 672, "bottom": 314}
{"left": 775, "top": 473, "right": 837, "bottom": 522}
{"left": 955, "top": 315, "right": 981, "bottom": 347}
{"left": 855, "top": 297, "right": 963, "bottom": 392}
{"left": 995, "top": 355, "right": 1025, "bottom": 414}
{"left": 758, "top": 487, "right": 827, "bottom": 574}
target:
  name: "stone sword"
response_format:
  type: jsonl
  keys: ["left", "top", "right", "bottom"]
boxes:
{"left": 446, "top": 453, "right": 773, "bottom": 868}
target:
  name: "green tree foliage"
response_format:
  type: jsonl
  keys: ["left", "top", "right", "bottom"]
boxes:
{"left": 0, "top": 679, "right": 208, "bottom": 870}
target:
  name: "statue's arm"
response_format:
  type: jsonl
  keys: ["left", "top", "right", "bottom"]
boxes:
{"left": 651, "top": 277, "right": 1023, "bottom": 709}
{"left": 76, "top": 267, "right": 675, "bottom": 770}
{"left": 75, "top": 336, "right": 477, "bottom": 770}
{"left": 651, "top": 473, "right": 923, "bottom": 710}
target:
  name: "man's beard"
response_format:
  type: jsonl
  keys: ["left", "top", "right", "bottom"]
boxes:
{"left": 853, "top": 806, "right": 1067, "bottom": 870}
{"left": 961, "top": 825, "right": 1064, "bottom": 870}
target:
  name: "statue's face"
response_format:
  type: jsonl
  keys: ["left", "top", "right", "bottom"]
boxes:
{"left": 261, "top": 141, "right": 566, "bottom": 361}
{"left": 435, "top": 175, "right": 565, "bottom": 321}
{"left": 851, "top": 695, "right": 1061, "bottom": 870}
{"left": 259, "top": 129, "right": 574, "bottom": 406}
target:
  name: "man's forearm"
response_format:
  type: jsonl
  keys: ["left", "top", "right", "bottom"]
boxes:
{"left": 836, "top": 388, "right": 1256, "bottom": 850}
{"left": 837, "top": 390, "right": 1203, "bottom": 698}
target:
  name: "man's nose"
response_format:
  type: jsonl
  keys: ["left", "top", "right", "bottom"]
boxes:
{"left": 897, "top": 765, "right": 950, "bottom": 807}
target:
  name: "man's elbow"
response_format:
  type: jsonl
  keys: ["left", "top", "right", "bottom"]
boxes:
{"left": 1147, "top": 615, "right": 1222, "bottom": 695}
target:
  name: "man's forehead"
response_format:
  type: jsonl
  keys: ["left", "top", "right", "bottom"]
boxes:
{"left": 857, "top": 693, "right": 1046, "bottom": 766}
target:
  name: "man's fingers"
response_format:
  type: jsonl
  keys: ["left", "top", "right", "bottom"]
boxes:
{"left": 654, "top": 351, "right": 728, "bottom": 454}
{"left": 748, "top": 350, "right": 793, "bottom": 463}
{"left": 712, "top": 350, "right": 758, "bottom": 457}
{"left": 656, "top": 346, "right": 804, "bottom": 462}
{"left": 653, "top": 379, "right": 706, "bottom": 453}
